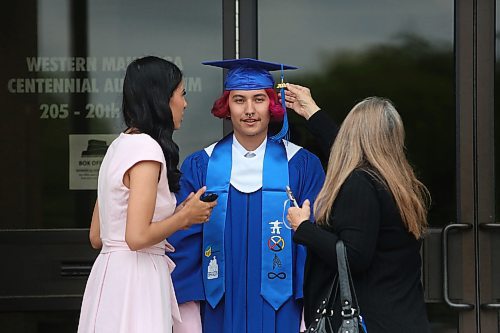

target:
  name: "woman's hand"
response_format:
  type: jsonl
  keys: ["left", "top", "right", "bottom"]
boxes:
{"left": 286, "top": 199, "right": 311, "bottom": 231}
{"left": 175, "top": 192, "right": 194, "bottom": 214}
{"left": 179, "top": 187, "right": 217, "bottom": 228}
{"left": 280, "top": 83, "right": 320, "bottom": 120}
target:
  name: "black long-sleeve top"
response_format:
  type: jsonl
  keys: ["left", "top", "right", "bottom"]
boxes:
{"left": 294, "top": 110, "right": 430, "bottom": 333}
{"left": 305, "top": 110, "right": 339, "bottom": 158}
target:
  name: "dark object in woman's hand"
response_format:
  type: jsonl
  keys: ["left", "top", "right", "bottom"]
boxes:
{"left": 201, "top": 193, "right": 218, "bottom": 202}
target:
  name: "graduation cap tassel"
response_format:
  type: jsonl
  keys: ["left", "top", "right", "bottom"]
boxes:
{"left": 269, "top": 64, "right": 290, "bottom": 142}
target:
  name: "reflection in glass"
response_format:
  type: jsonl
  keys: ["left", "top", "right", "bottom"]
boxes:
{"left": 258, "top": 1, "right": 456, "bottom": 331}
{"left": 1, "top": 0, "right": 222, "bottom": 229}
{"left": 259, "top": 0, "right": 454, "bottom": 228}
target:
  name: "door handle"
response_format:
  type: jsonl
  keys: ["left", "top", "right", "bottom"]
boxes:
{"left": 442, "top": 223, "right": 474, "bottom": 310}
{"left": 479, "top": 223, "right": 500, "bottom": 310}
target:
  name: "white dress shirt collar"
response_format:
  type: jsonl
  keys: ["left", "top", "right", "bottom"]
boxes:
{"left": 203, "top": 135, "right": 302, "bottom": 194}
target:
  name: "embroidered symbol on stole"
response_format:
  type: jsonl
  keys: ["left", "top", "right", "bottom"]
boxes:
{"left": 269, "top": 220, "right": 283, "bottom": 234}
{"left": 207, "top": 256, "right": 219, "bottom": 279}
{"left": 272, "top": 254, "right": 282, "bottom": 269}
{"left": 205, "top": 246, "right": 212, "bottom": 257}
{"left": 267, "top": 235, "right": 285, "bottom": 252}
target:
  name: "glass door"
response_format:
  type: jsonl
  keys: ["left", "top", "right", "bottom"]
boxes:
{"left": 0, "top": 0, "right": 223, "bottom": 331}
{"left": 256, "top": 0, "right": 496, "bottom": 331}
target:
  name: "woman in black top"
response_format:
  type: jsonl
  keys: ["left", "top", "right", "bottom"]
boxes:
{"left": 283, "top": 84, "right": 431, "bottom": 333}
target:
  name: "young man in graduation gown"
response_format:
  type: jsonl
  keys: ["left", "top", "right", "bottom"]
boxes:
{"left": 168, "top": 58, "right": 325, "bottom": 333}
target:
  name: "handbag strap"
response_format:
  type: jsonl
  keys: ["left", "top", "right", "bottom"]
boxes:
{"left": 325, "top": 273, "right": 339, "bottom": 312}
{"left": 336, "top": 240, "right": 359, "bottom": 318}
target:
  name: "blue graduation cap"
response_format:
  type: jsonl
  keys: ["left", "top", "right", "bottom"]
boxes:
{"left": 202, "top": 58, "right": 297, "bottom": 141}
{"left": 202, "top": 58, "right": 297, "bottom": 91}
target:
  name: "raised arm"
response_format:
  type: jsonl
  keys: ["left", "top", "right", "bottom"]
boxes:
{"left": 282, "top": 83, "right": 339, "bottom": 157}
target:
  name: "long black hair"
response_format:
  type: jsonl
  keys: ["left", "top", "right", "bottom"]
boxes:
{"left": 122, "top": 56, "right": 182, "bottom": 192}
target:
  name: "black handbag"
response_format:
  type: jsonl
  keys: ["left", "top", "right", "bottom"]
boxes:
{"left": 305, "top": 240, "right": 367, "bottom": 333}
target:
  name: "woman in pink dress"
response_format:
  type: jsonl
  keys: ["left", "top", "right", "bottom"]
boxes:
{"left": 78, "top": 56, "right": 217, "bottom": 333}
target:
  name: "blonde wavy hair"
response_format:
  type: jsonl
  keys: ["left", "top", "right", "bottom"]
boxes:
{"left": 313, "top": 97, "right": 430, "bottom": 239}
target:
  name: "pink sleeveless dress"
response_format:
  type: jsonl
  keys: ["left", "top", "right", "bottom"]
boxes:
{"left": 78, "top": 133, "right": 181, "bottom": 333}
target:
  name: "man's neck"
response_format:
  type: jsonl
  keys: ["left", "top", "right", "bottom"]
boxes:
{"left": 233, "top": 132, "right": 266, "bottom": 151}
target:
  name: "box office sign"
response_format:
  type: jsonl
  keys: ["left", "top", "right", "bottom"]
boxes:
{"left": 69, "top": 134, "right": 118, "bottom": 190}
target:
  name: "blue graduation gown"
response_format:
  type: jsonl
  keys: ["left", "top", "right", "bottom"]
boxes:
{"left": 169, "top": 144, "right": 325, "bottom": 333}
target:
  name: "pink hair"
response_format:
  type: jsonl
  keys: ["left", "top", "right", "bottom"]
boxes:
{"left": 211, "top": 88, "right": 284, "bottom": 121}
